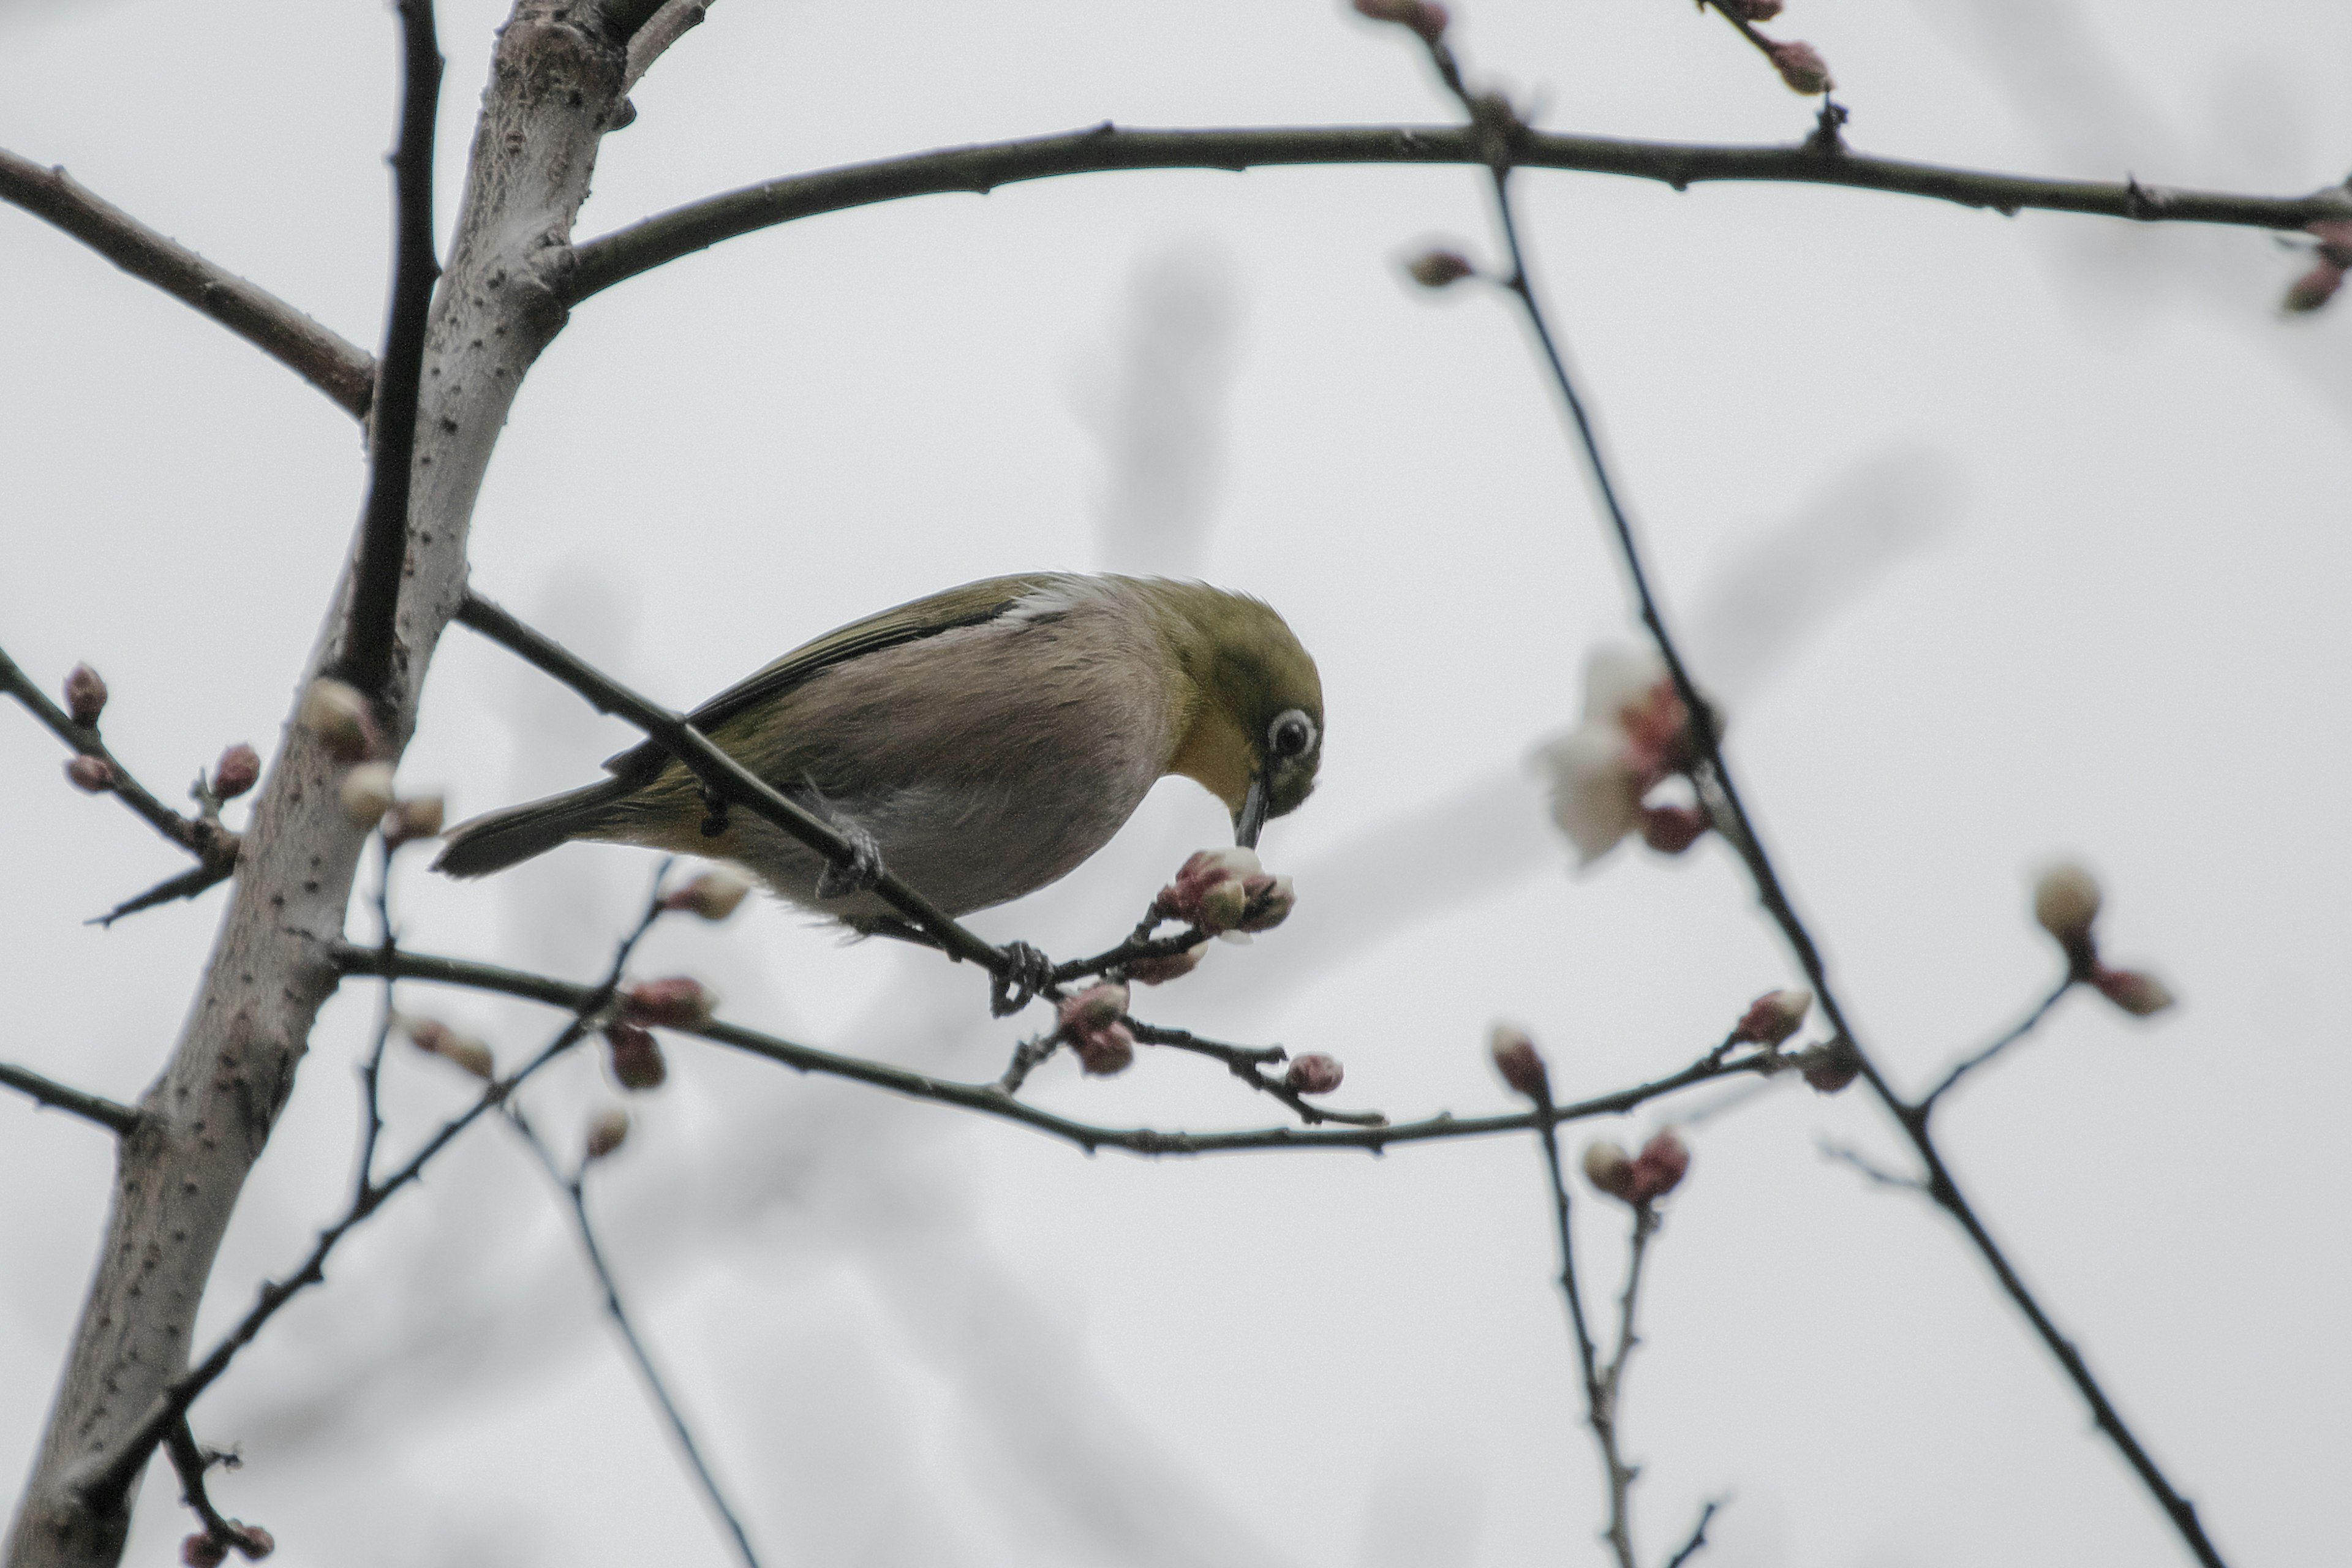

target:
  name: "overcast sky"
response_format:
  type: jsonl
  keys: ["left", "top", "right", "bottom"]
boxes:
{"left": 4, "top": 1, "right": 2348, "bottom": 1565}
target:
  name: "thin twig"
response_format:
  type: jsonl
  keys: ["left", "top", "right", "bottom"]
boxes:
{"left": 331, "top": 938, "right": 1779, "bottom": 1156}
{"left": 507, "top": 1108, "right": 766, "bottom": 1568}
{"left": 336, "top": 0, "right": 444, "bottom": 702}
{"left": 1918, "top": 976, "right": 2076, "bottom": 1112}
{"left": 1596, "top": 1207, "right": 1660, "bottom": 1568}
{"left": 1530, "top": 1117, "right": 1630, "bottom": 1565}
{"left": 1450, "top": 55, "right": 2228, "bottom": 1567}
{"left": 1126, "top": 1020, "right": 1387, "bottom": 1127}
{"left": 561, "top": 123, "right": 2352, "bottom": 303}
{"left": 0, "top": 1059, "right": 139, "bottom": 1135}
{"left": 0, "top": 147, "right": 377, "bottom": 419}
{"left": 1664, "top": 1497, "right": 1725, "bottom": 1568}
{"left": 0, "top": 643, "right": 207, "bottom": 857}
{"left": 353, "top": 837, "right": 401, "bottom": 1194}
{"left": 1819, "top": 1138, "right": 1925, "bottom": 1193}
{"left": 70, "top": 885, "right": 670, "bottom": 1513}
{"left": 163, "top": 1419, "right": 265, "bottom": 1560}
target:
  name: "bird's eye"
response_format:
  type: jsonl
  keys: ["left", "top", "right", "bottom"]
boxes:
{"left": 1267, "top": 709, "right": 1317, "bottom": 760}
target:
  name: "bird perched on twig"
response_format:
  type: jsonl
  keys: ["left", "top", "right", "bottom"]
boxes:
{"left": 435, "top": 573, "right": 1324, "bottom": 927}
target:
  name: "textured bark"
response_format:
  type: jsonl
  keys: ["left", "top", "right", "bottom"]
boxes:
{"left": 5, "top": 10, "right": 628, "bottom": 1565}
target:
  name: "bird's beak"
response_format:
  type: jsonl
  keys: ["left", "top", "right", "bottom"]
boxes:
{"left": 1235, "top": 769, "right": 1270, "bottom": 849}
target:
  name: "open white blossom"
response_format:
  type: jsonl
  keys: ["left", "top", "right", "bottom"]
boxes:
{"left": 1534, "top": 646, "right": 1714, "bottom": 865}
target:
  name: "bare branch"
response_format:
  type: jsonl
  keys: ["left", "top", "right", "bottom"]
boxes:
{"left": 506, "top": 1109, "right": 766, "bottom": 1568}
{"left": 1439, "top": 42, "right": 2231, "bottom": 1568}
{"left": 562, "top": 123, "right": 2352, "bottom": 304}
{"left": 328, "top": 938, "right": 1777, "bottom": 1157}
{"left": 162, "top": 1422, "right": 268, "bottom": 1564}
{"left": 336, "top": 0, "right": 445, "bottom": 702}
{"left": 0, "top": 1060, "right": 139, "bottom": 1136}
{"left": 1918, "top": 976, "right": 2076, "bottom": 1112}
{"left": 1664, "top": 1497, "right": 1726, "bottom": 1568}
{"left": 0, "top": 146, "right": 376, "bottom": 419}
{"left": 1819, "top": 1138, "right": 1926, "bottom": 1193}
{"left": 620, "top": 0, "right": 712, "bottom": 97}
{"left": 0, "top": 643, "right": 207, "bottom": 858}
{"left": 69, "top": 884, "right": 667, "bottom": 1518}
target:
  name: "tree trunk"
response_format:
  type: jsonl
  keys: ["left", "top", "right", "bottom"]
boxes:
{"left": 6, "top": 9, "right": 628, "bottom": 1563}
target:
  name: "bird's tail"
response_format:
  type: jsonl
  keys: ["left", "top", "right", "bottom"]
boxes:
{"left": 433, "top": 776, "right": 637, "bottom": 879}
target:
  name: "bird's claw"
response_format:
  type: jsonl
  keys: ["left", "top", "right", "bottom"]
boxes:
{"left": 989, "top": 940, "right": 1055, "bottom": 1019}
{"left": 816, "top": 820, "right": 886, "bottom": 900}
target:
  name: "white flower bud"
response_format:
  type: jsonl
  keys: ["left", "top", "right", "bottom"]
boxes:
{"left": 339, "top": 763, "right": 397, "bottom": 828}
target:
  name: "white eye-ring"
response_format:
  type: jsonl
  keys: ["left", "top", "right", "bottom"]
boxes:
{"left": 1267, "top": 709, "right": 1317, "bottom": 761}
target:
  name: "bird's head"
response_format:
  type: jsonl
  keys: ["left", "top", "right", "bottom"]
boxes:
{"left": 1142, "top": 581, "right": 1324, "bottom": 848}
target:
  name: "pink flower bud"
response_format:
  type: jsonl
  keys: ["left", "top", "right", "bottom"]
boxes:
{"left": 1767, "top": 39, "right": 1833, "bottom": 94}
{"left": 1406, "top": 249, "right": 1477, "bottom": 288}
{"left": 1127, "top": 942, "right": 1208, "bottom": 986}
{"left": 2283, "top": 260, "right": 2343, "bottom": 314}
{"left": 182, "top": 1534, "right": 230, "bottom": 1568}
{"left": 1638, "top": 804, "right": 1709, "bottom": 854}
{"left": 382, "top": 794, "right": 445, "bottom": 850}
{"left": 231, "top": 1523, "right": 274, "bottom": 1561}
{"left": 339, "top": 762, "right": 397, "bottom": 829}
{"left": 65, "top": 755, "right": 113, "bottom": 793}
{"left": 63, "top": 664, "right": 107, "bottom": 726}
{"left": 299, "top": 678, "right": 380, "bottom": 762}
{"left": 1236, "top": 873, "right": 1297, "bottom": 932}
{"left": 212, "top": 743, "right": 262, "bottom": 801}
{"left": 1797, "top": 1036, "right": 1860, "bottom": 1093}
{"left": 624, "top": 976, "right": 718, "bottom": 1029}
{"left": 1626, "top": 1128, "right": 1691, "bottom": 1202}
{"left": 2092, "top": 965, "right": 2176, "bottom": 1017}
{"left": 1732, "top": 987, "right": 1812, "bottom": 1047}
{"left": 1284, "top": 1052, "right": 1345, "bottom": 1095}
{"left": 662, "top": 864, "right": 755, "bottom": 921}
{"left": 1582, "top": 1139, "right": 1635, "bottom": 1199}
{"left": 401, "top": 1017, "right": 494, "bottom": 1079}
{"left": 1059, "top": 982, "right": 1130, "bottom": 1034}
{"left": 606, "top": 1022, "right": 668, "bottom": 1091}
{"left": 1489, "top": 1022, "right": 1551, "bottom": 1104}
{"left": 1071, "top": 1021, "right": 1136, "bottom": 1076}
{"left": 584, "top": 1106, "right": 630, "bottom": 1161}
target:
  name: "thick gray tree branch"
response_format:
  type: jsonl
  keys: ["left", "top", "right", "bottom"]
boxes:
{"left": 4, "top": 7, "right": 636, "bottom": 1565}
{"left": 562, "top": 122, "right": 2352, "bottom": 303}
{"left": 0, "top": 148, "right": 377, "bottom": 420}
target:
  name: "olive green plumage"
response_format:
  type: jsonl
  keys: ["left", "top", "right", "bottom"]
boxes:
{"left": 435, "top": 573, "right": 1324, "bottom": 926}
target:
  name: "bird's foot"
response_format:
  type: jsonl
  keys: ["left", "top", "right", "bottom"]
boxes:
{"left": 815, "top": 818, "right": 886, "bottom": 900}
{"left": 697, "top": 783, "right": 730, "bottom": 839}
{"left": 989, "top": 940, "right": 1055, "bottom": 1019}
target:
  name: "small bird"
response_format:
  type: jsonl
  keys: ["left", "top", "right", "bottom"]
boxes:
{"left": 435, "top": 573, "right": 1324, "bottom": 927}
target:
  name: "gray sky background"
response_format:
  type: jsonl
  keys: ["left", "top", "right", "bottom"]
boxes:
{"left": 3, "top": 1, "right": 2348, "bottom": 1564}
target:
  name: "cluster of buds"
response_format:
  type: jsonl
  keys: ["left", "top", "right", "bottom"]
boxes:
{"left": 1488, "top": 1022, "right": 1551, "bottom": 1105}
{"left": 1583, "top": 1129, "right": 1691, "bottom": 1207}
{"left": 1283, "top": 1052, "right": 1346, "bottom": 1096}
{"left": 1351, "top": 0, "right": 1449, "bottom": 47}
{"left": 2032, "top": 863, "right": 2176, "bottom": 1018}
{"left": 1058, "top": 982, "right": 1135, "bottom": 1076}
{"left": 400, "top": 1016, "right": 494, "bottom": 1080}
{"left": 180, "top": 1523, "right": 273, "bottom": 1566}
{"left": 1156, "top": 848, "right": 1295, "bottom": 938}
{"left": 1536, "top": 647, "right": 1717, "bottom": 866}
{"left": 1730, "top": 987, "right": 1812, "bottom": 1050}
{"left": 660, "top": 864, "right": 754, "bottom": 921}
{"left": 624, "top": 976, "right": 719, "bottom": 1030}
{"left": 2283, "top": 221, "right": 2352, "bottom": 315}
{"left": 605, "top": 1022, "right": 668, "bottom": 1091}
{"left": 584, "top": 1106, "right": 631, "bottom": 1162}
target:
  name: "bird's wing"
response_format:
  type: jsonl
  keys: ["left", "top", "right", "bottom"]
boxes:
{"left": 601, "top": 573, "right": 1071, "bottom": 776}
